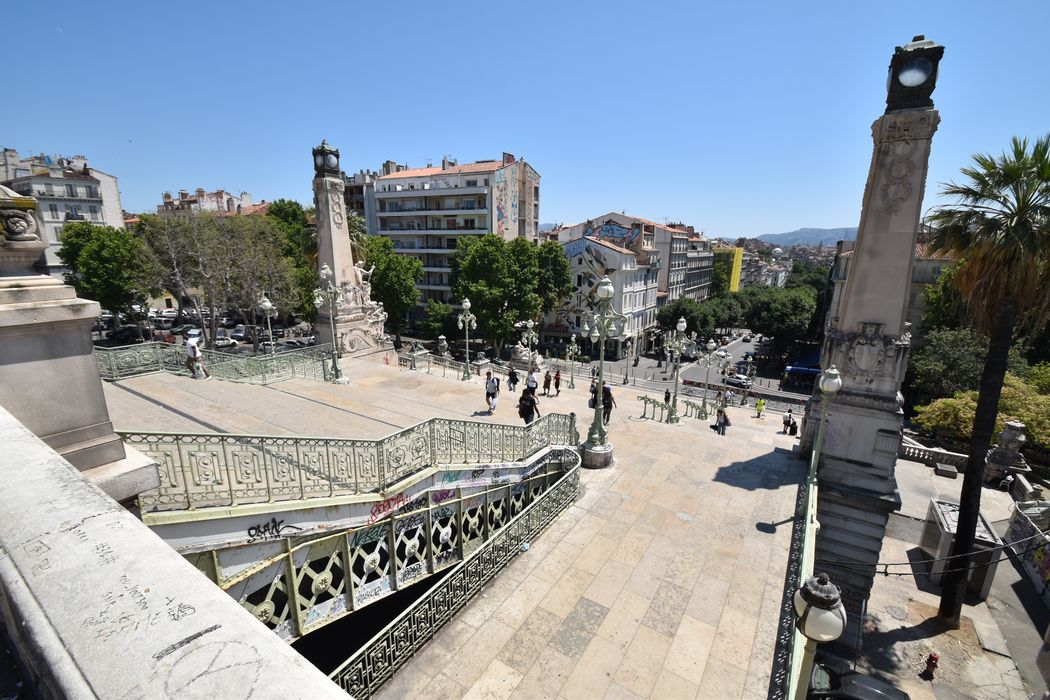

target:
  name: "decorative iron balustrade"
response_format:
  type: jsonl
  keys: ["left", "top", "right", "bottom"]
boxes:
{"left": 328, "top": 454, "right": 581, "bottom": 697}
{"left": 192, "top": 450, "right": 580, "bottom": 645}
{"left": 123, "top": 413, "right": 579, "bottom": 512}
{"left": 768, "top": 421, "right": 820, "bottom": 699}
{"left": 94, "top": 341, "right": 333, "bottom": 385}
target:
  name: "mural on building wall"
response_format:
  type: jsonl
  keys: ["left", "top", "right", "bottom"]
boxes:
{"left": 553, "top": 240, "right": 616, "bottom": 331}
{"left": 494, "top": 168, "right": 507, "bottom": 235}
{"left": 583, "top": 219, "right": 643, "bottom": 248}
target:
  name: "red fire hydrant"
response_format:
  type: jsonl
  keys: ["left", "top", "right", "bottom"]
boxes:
{"left": 921, "top": 652, "right": 939, "bottom": 680}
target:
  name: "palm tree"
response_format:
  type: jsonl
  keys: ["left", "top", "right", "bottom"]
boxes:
{"left": 929, "top": 135, "right": 1050, "bottom": 627}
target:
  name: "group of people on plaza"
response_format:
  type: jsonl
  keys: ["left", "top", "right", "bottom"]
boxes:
{"left": 486, "top": 366, "right": 571, "bottom": 425}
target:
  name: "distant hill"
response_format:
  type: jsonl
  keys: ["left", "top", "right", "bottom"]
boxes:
{"left": 757, "top": 227, "right": 857, "bottom": 246}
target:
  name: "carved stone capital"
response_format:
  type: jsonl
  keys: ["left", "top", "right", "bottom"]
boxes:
{"left": 872, "top": 109, "right": 940, "bottom": 143}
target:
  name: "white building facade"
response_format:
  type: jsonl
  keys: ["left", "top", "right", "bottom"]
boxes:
{"left": 1, "top": 148, "right": 123, "bottom": 277}
{"left": 543, "top": 237, "right": 658, "bottom": 360}
{"left": 155, "top": 188, "right": 253, "bottom": 218}
{"left": 370, "top": 154, "right": 540, "bottom": 307}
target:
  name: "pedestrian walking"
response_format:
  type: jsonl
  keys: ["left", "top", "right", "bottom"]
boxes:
{"left": 526, "top": 369, "right": 538, "bottom": 395}
{"left": 554, "top": 370, "right": 561, "bottom": 396}
{"left": 184, "top": 336, "right": 210, "bottom": 379}
{"left": 782, "top": 408, "right": 793, "bottom": 434}
{"left": 755, "top": 398, "right": 766, "bottom": 419}
{"left": 484, "top": 371, "right": 500, "bottom": 413}
{"left": 715, "top": 408, "right": 729, "bottom": 435}
{"left": 517, "top": 390, "right": 540, "bottom": 425}
{"left": 602, "top": 383, "right": 617, "bottom": 425}
{"left": 591, "top": 365, "right": 597, "bottom": 379}
{"left": 508, "top": 367, "right": 519, "bottom": 392}
{"left": 589, "top": 379, "right": 598, "bottom": 409}
{"left": 542, "top": 370, "right": 552, "bottom": 396}
{"left": 664, "top": 388, "right": 671, "bottom": 404}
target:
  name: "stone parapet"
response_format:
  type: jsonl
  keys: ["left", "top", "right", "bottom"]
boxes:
{"left": 0, "top": 405, "right": 344, "bottom": 698}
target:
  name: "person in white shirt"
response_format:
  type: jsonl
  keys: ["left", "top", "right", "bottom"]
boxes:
{"left": 526, "top": 369, "right": 538, "bottom": 395}
{"left": 484, "top": 371, "right": 500, "bottom": 413}
{"left": 184, "top": 336, "right": 211, "bottom": 379}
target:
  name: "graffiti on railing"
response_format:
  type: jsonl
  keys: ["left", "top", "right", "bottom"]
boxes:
{"left": 327, "top": 455, "right": 580, "bottom": 697}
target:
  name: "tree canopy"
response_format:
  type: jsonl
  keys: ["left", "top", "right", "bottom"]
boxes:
{"left": 58, "top": 223, "right": 163, "bottom": 324}
{"left": 927, "top": 134, "right": 1050, "bottom": 626}
{"left": 449, "top": 234, "right": 543, "bottom": 349}
{"left": 364, "top": 235, "right": 422, "bottom": 344}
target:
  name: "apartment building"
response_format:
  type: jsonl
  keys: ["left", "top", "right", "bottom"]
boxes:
{"left": 684, "top": 235, "right": 715, "bottom": 301}
{"left": 544, "top": 236, "right": 659, "bottom": 360}
{"left": 370, "top": 154, "right": 540, "bottom": 306}
{"left": 1, "top": 148, "right": 123, "bottom": 277}
{"left": 155, "top": 188, "right": 254, "bottom": 219}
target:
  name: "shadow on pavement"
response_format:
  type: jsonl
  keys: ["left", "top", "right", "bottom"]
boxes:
{"left": 712, "top": 447, "right": 802, "bottom": 491}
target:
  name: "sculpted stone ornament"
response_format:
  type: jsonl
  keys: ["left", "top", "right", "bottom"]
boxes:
{"left": 985, "top": 420, "right": 1031, "bottom": 482}
{"left": 0, "top": 184, "right": 42, "bottom": 245}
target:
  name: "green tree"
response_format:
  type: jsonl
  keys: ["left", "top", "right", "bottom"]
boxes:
{"left": 450, "top": 234, "right": 541, "bottom": 351}
{"left": 417, "top": 300, "right": 456, "bottom": 340}
{"left": 919, "top": 263, "right": 967, "bottom": 333}
{"left": 536, "top": 240, "right": 572, "bottom": 314}
{"left": 364, "top": 236, "right": 422, "bottom": 345}
{"left": 1028, "top": 363, "right": 1050, "bottom": 394}
{"left": 929, "top": 135, "right": 1050, "bottom": 627}
{"left": 739, "top": 286, "right": 816, "bottom": 350}
{"left": 785, "top": 259, "right": 831, "bottom": 298}
{"left": 709, "top": 262, "right": 729, "bottom": 298}
{"left": 55, "top": 221, "right": 97, "bottom": 285}
{"left": 906, "top": 328, "right": 1029, "bottom": 408}
{"left": 657, "top": 298, "right": 714, "bottom": 340}
{"left": 915, "top": 374, "right": 1050, "bottom": 451}
{"left": 60, "top": 225, "right": 163, "bottom": 336}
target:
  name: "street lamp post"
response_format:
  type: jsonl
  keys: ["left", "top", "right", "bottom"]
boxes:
{"left": 698, "top": 339, "right": 718, "bottom": 419}
{"left": 665, "top": 317, "right": 694, "bottom": 424}
{"left": 457, "top": 298, "right": 477, "bottom": 381}
{"left": 581, "top": 276, "right": 627, "bottom": 469}
{"left": 519, "top": 319, "right": 539, "bottom": 370}
{"left": 792, "top": 572, "right": 847, "bottom": 700}
{"left": 719, "top": 351, "right": 734, "bottom": 407}
{"left": 259, "top": 294, "right": 276, "bottom": 356}
{"left": 566, "top": 333, "right": 580, "bottom": 390}
{"left": 812, "top": 365, "right": 842, "bottom": 468}
{"left": 313, "top": 263, "right": 347, "bottom": 384}
{"left": 741, "top": 354, "right": 756, "bottom": 405}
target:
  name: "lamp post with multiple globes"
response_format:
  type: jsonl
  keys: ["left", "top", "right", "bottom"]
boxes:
{"left": 457, "top": 299, "right": 477, "bottom": 381}
{"left": 580, "top": 276, "right": 627, "bottom": 467}
{"left": 566, "top": 333, "right": 580, "bottom": 390}
{"left": 313, "top": 264, "right": 347, "bottom": 384}
{"left": 664, "top": 317, "right": 695, "bottom": 424}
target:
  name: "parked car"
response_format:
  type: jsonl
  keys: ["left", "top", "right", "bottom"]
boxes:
{"left": 276, "top": 339, "right": 308, "bottom": 350}
{"left": 160, "top": 308, "right": 178, "bottom": 319}
{"left": 214, "top": 336, "right": 238, "bottom": 348}
{"left": 151, "top": 317, "right": 174, "bottom": 331}
{"left": 108, "top": 325, "right": 146, "bottom": 345}
{"left": 724, "top": 373, "right": 753, "bottom": 389}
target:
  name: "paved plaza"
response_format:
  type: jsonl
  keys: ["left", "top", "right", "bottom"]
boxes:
{"left": 101, "top": 359, "right": 1042, "bottom": 699}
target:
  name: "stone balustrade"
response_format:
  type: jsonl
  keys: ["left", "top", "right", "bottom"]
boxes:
{"left": 0, "top": 405, "right": 343, "bottom": 698}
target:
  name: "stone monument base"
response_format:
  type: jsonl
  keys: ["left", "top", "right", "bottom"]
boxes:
{"left": 581, "top": 442, "right": 615, "bottom": 469}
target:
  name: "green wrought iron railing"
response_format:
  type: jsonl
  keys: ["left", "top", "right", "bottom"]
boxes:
{"left": 328, "top": 454, "right": 581, "bottom": 697}
{"left": 94, "top": 341, "right": 333, "bottom": 384}
{"left": 769, "top": 421, "right": 821, "bottom": 699}
{"left": 186, "top": 449, "right": 580, "bottom": 645}
{"left": 122, "top": 413, "right": 579, "bottom": 513}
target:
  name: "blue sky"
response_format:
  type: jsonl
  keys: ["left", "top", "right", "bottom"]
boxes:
{"left": 6, "top": 1, "right": 1048, "bottom": 238}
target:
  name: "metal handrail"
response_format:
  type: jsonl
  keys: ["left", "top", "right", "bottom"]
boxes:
{"left": 123, "top": 412, "right": 579, "bottom": 512}
{"left": 328, "top": 455, "right": 581, "bottom": 697}
{"left": 94, "top": 341, "right": 333, "bottom": 384}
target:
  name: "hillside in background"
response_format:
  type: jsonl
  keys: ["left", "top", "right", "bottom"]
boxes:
{"left": 757, "top": 227, "right": 857, "bottom": 246}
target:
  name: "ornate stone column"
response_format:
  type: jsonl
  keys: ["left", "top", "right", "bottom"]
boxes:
{"left": 802, "top": 37, "right": 944, "bottom": 649}
{"left": 310, "top": 141, "right": 391, "bottom": 360}
{"left": 0, "top": 186, "right": 157, "bottom": 501}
